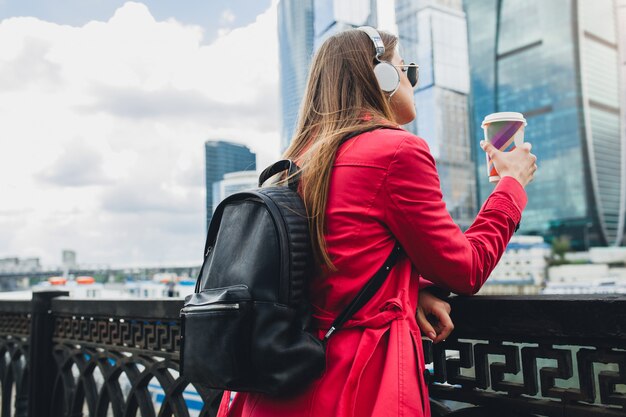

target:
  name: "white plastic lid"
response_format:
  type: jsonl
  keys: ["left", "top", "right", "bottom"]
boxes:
{"left": 481, "top": 112, "right": 527, "bottom": 127}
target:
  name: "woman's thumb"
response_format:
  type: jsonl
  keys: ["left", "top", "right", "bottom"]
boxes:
{"left": 480, "top": 140, "right": 497, "bottom": 157}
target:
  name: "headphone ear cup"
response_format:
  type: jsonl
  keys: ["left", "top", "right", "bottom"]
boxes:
{"left": 373, "top": 62, "right": 400, "bottom": 93}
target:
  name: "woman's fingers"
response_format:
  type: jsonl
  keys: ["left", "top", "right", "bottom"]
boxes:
{"left": 417, "top": 299, "right": 454, "bottom": 344}
{"left": 416, "top": 307, "right": 437, "bottom": 341}
{"left": 479, "top": 139, "right": 538, "bottom": 188}
{"left": 430, "top": 305, "right": 454, "bottom": 344}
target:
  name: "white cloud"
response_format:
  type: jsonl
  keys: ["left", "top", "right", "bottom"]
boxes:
{"left": 0, "top": 1, "right": 280, "bottom": 267}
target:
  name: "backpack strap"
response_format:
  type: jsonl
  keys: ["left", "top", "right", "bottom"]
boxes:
{"left": 258, "top": 160, "right": 300, "bottom": 191}
{"left": 324, "top": 243, "right": 403, "bottom": 340}
{"left": 323, "top": 125, "right": 402, "bottom": 339}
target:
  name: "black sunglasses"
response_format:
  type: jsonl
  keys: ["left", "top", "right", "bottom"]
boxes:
{"left": 394, "top": 63, "right": 419, "bottom": 88}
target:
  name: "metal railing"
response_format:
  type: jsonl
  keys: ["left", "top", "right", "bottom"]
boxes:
{"left": 1, "top": 291, "right": 624, "bottom": 417}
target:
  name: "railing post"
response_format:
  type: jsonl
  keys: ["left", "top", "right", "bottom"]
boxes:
{"left": 27, "top": 290, "right": 68, "bottom": 417}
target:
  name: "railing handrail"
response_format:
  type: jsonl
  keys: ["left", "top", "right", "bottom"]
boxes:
{"left": 49, "top": 296, "right": 184, "bottom": 320}
{"left": 447, "top": 294, "right": 626, "bottom": 344}
{"left": 0, "top": 300, "right": 31, "bottom": 313}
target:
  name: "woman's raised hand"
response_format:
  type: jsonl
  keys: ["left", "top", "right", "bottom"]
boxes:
{"left": 480, "top": 140, "right": 537, "bottom": 188}
{"left": 416, "top": 291, "right": 454, "bottom": 344}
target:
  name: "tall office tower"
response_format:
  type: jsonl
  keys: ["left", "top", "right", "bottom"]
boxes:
{"left": 205, "top": 141, "right": 256, "bottom": 228}
{"left": 278, "top": 0, "right": 315, "bottom": 152}
{"left": 466, "top": 0, "right": 625, "bottom": 249}
{"left": 618, "top": 0, "right": 626, "bottom": 245}
{"left": 313, "top": 0, "right": 378, "bottom": 50}
{"left": 396, "top": 0, "right": 477, "bottom": 229}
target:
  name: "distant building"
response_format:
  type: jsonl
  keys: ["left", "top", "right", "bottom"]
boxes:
{"left": 478, "top": 235, "right": 550, "bottom": 295}
{"left": 396, "top": 0, "right": 476, "bottom": 229}
{"left": 205, "top": 141, "right": 256, "bottom": 228}
{"left": 465, "top": 0, "right": 625, "bottom": 249}
{"left": 545, "top": 263, "right": 626, "bottom": 294}
{"left": 564, "top": 246, "right": 626, "bottom": 265}
{"left": 62, "top": 250, "right": 76, "bottom": 270}
{"left": 278, "top": 0, "right": 315, "bottom": 152}
{"left": 0, "top": 257, "right": 41, "bottom": 273}
{"left": 212, "top": 171, "right": 259, "bottom": 213}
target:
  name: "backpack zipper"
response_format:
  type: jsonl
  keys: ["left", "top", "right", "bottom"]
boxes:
{"left": 182, "top": 303, "right": 240, "bottom": 313}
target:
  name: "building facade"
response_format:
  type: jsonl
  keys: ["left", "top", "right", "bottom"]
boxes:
{"left": 396, "top": 0, "right": 477, "bottom": 229}
{"left": 478, "top": 235, "right": 550, "bottom": 296}
{"left": 465, "top": 0, "right": 625, "bottom": 249}
{"left": 490, "top": 235, "right": 550, "bottom": 286}
{"left": 278, "top": 0, "right": 315, "bottom": 152}
{"left": 205, "top": 141, "right": 256, "bottom": 228}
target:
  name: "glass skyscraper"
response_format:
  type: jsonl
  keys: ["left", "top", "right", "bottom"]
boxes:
{"left": 204, "top": 141, "right": 256, "bottom": 229}
{"left": 278, "top": 0, "right": 315, "bottom": 152}
{"left": 465, "top": 0, "right": 625, "bottom": 248}
{"left": 396, "top": 0, "right": 477, "bottom": 229}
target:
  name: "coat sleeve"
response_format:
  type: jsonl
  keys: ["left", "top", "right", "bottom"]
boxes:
{"left": 383, "top": 136, "right": 527, "bottom": 295}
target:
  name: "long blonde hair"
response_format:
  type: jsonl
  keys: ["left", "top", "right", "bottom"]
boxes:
{"left": 283, "top": 29, "right": 399, "bottom": 272}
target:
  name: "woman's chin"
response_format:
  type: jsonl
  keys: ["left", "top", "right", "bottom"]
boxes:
{"left": 396, "top": 113, "right": 416, "bottom": 126}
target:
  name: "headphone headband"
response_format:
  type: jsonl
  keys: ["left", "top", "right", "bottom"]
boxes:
{"left": 357, "top": 26, "right": 385, "bottom": 60}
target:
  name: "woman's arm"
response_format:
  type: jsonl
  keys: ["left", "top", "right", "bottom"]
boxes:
{"left": 384, "top": 136, "right": 528, "bottom": 295}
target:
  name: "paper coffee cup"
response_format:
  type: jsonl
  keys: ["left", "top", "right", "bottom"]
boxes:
{"left": 481, "top": 112, "right": 527, "bottom": 183}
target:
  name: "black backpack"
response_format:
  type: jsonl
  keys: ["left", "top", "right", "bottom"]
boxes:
{"left": 180, "top": 159, "right": 401, "bottom": 396}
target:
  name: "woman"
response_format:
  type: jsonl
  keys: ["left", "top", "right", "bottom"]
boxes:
{"left": 218, "top": 27, "right": 536, "bottom": 417}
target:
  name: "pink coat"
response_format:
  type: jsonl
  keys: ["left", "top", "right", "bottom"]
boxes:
{"left": 218, "top": 128, "right": 527, "bottom": 417}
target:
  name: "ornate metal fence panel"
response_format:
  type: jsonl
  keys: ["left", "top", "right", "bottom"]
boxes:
{"left": 47, "top": 298, "right": 223, "bottom": 417}
{"left": 0, "top": 292, "right": 625, "bottom": 417}
{"left": 423, "top": 294, "right": 626, "bottom": 417}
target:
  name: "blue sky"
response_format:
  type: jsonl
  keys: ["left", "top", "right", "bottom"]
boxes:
{"left": 0, "top": 0, "right": 272, "bottom": 42}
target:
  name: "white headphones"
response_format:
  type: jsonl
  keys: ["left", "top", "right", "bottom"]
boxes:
{"left": 357, "top": 26, "right": 400, "bottom": 96}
